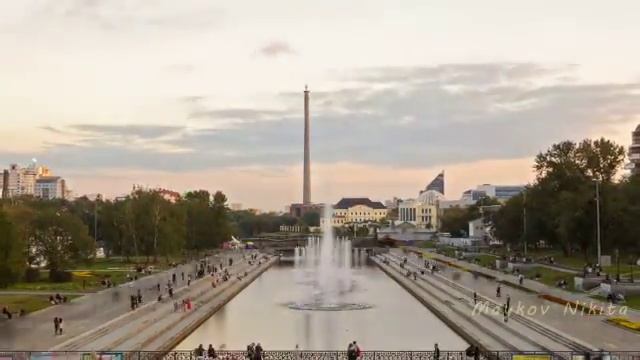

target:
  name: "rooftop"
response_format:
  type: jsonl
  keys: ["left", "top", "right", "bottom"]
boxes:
{"left": 334, "top": 197, "right": 386, "bottom": 209}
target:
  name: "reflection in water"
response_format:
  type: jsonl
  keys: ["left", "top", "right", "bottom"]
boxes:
{"left": 175, "top": 262, "right": 466, "bottom": 351}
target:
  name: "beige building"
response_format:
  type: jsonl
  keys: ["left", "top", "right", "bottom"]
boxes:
{"left": 321, "top": 198, "right": 387, "bottom": 227}
{"left": 398, "top": 190, "right": 443, "bottom": 229}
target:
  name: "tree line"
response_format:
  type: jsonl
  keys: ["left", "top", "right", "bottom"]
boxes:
{"left": 492, "top": 137, "right": 640, "bottom": 262}
{"left": 0, "top": 188, "right": 235, "bottom": 287}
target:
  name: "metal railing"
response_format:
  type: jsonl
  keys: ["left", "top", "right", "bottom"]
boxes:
{"left": 1, "top": 351, "right": 639, "bottom": 360}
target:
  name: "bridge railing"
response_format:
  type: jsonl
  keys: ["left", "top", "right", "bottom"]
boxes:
{"left": 2, "top": 350, "right": 639, "bottom": 360}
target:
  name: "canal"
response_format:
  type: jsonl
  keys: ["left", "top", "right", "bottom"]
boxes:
{"left": 175, "top": 261, "right": 466, "bottom": 351}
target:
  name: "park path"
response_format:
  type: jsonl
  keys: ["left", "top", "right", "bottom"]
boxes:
{"left": 397, "top": 249, "right": 640, "bottom": 350}
{"left": 0, "top": 252, "right": 247, "bottom": 350}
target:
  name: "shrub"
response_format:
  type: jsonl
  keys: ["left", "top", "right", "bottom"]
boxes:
{"left": 49, "top": 270, "right": 73, "bottom": 283}
{"left": 24, "top": 268, "right": 41, "bottom": 283}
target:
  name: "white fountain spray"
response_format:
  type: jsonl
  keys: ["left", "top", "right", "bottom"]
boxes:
{"left": 290, "top": 205, "right": 370, "bottom": 311}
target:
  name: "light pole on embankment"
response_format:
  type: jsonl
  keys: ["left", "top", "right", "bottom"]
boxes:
{"left": 594, "top": 180, "right": 602, "bottom": 266}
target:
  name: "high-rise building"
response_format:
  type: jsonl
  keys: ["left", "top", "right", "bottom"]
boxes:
{"left": 2, "top": 161, "right": 68, "bottom": 199}
{"left": 35, "top": 176, "right": 66, "bottom": 200}
{"left": 424, "top": 171, "right": 445, "bottom": 195}
{"left": 628, "top": 124, "right": 640, "bottom": 175}
{"left": 1, "top": 170, "right": 8, "bottom": 199}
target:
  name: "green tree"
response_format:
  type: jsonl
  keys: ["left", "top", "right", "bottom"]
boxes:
{"left": 210, "top": 191, "right": 232, "bottom": 247}
{"left": 301, "top": 211, "right": 320, "bottom": 227}
{"left": 30, "top": 209, "right": 94, "bottom": 278}
{"left": 0, "top": 209, "right": 26, "bottom": 287}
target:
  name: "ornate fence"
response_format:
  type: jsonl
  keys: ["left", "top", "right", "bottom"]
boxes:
{"left": 1, "top": 351, "right": 639, "bottom": 360}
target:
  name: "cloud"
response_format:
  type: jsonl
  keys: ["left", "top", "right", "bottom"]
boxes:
{"left": 10, "top": 63, "right": 640, "bottom": 175}
{"left": 257, "top": 41, "right": 296, "bottom": 57}
{"left": 31, "top": 0, "right": 223, "bottom": 31}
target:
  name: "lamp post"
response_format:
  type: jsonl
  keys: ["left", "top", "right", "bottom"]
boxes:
{"left": 615, "top": 248, "right": 620, "bottom": 283}
{"left": 594, "top": 180, "right": 602, "bottom": 266}
{"left": 523, "top": 190, "right": 527, "bottom": 258}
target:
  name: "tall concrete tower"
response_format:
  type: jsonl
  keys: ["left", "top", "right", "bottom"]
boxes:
{"left": 303, "top": 85, "right": 311, "bottom": 204}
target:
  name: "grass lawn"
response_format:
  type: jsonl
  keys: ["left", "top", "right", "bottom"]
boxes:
{"left": 75, "top": 256, "right": 185, "bottom": 271}
{"left": 0, "top": 294, "right": 79, "bottom": 314}
{"left": 7, "top": 270, "right": 134, "bottom": 292}
{"left": 473, "top": 254, "right": 498, "bottom": 268}
{"left": 522, "top": 266, "right": 577, "bottom": 291}
{"left": 591, "top": 294, "right": 640, "bottom": 311}
{"left": 416, "top": 241, "right": 437, "bottom": 249}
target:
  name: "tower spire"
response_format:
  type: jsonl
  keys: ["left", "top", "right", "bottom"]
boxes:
{"left": 303, "top": 85, "right": 311, "bottom": 204}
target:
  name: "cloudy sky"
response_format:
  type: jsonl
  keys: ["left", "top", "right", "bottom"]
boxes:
{"left": 2, "top": 0, "right": 640, "bottom": 210}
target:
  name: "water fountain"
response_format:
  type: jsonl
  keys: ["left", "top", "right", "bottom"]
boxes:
{"left": 289, "top": 206, "right": 372, "bottom": 311}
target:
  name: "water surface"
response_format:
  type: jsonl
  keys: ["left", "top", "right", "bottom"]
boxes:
{"left": 176, "top": 262, "right": 466, "bottom": 351}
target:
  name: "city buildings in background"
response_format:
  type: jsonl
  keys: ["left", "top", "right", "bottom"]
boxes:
{"left": 1, "top": 160, "right": 68, "bottom": 200}
{"left": 398, "top": 190, "right": 443, "bottom": 229}
{"left": 128, "top": 185, "right": 181, "bottom": 203}
{"left": 320, "top": 197, "right": 387, "bottom": 227}
{"left": 441, "top": 184, "right": 524, "bottom": 208}
{"left": 627, "top": 124, "right": 640, "bottom": 175}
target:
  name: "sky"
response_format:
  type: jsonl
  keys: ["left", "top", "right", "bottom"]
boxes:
{"left": 1, "top": 0, "right": 640, "bottom": 211}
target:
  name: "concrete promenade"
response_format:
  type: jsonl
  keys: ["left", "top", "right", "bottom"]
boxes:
{"left": 0, "top": 252, "right": 256, "bottom": 350}
{"left": 399, "top": 248, "right": 640, "bottom": 350}
{"left": 372, "top": 254, "right": 586, "bottom": 351}
{"left": 51, "top": 256, "right": 277, "bottom": 351}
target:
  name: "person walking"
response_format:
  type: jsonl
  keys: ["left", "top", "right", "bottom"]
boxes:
{"left": 434, "top": 343, "right": 440, "bottom": 360}
{"left": 53, "top": 317, "right": 59, "bottom": 335}
{"left": 506, "top": 295, "right": 511, "bottom": 312}
{"left": 503, "top": 304, "right": 508, "bottom": 322}
{"left": 473, "top": 291, "right": 478, "bottom": 305}
{"left": 496, "top": 284, "right": 501, "bottom": 298}
{"left": 58, "top": 317, "right": 64, "bottom": 335}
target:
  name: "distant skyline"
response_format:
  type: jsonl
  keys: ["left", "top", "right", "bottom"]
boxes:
{"left": 2, "top": 1, "right": 640, "bottom": 210}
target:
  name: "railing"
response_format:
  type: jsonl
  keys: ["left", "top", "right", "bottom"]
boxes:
{"left": 1, "top": 351, "right": 639, "bottom": 360}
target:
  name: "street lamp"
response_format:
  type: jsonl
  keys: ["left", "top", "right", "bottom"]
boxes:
{"left": 522, "top": 190, "right": 527, "bottom": 258}
{"left": 594, "top": 180, "right": 602, "bottom": 266}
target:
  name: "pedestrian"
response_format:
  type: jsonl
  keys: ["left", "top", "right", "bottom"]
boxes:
{"left": 157, "top": 283, "right": 161, "bottom": 292}
{"left": 247, "top": 342, "right": 255, "bottom": 360}
{"left": 434, "top": 343, "right": 440, "bottom": 360}
{"left": 503, "top": 304, "right": 508, "bottom": 322}
{"left": 347, "top": 342, "right": 356, "bottom": 360}
{"left": 354, "top": 341, "right": 361, "bottom": 359}
{"left": 207, "top": 344, "right": 217, "bottom": 359}
{"left": 58, "top": 317, "right": 64, "bottom": 335}
{"left": 195, "top": 344, "right": 205, "bottom": 358}
{"left": 473, "top": 346, "right": 480, "bottom": 360}
{"left": 173, "top": 301, "right": 179, "bottom": 312}
{"left": 518, "top": 274, "right": 524, "bottom": 285}
{"left": 181, "top": 272, "right": 185, "bottom": 281}
{"left": 255, "top": 343, "right": 263, "bottom": 360}
{"left": 496, "top": 284, "right": 501, "bottom": 298}
{"left": 506, "top": 295, "right": 511, "bottom": 312}
{"left": 473, "top": 291, "right": 477, "bottom": 305}
{"left": 53, "top": 317, "right": 59, "bottom": 335}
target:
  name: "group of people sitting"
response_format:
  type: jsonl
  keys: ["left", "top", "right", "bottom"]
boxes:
{"left": 49, "top": 293, "right": 68, "bottom": 305}
{"left": 2, "top": 306, "right": 25, "bottom": 319}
